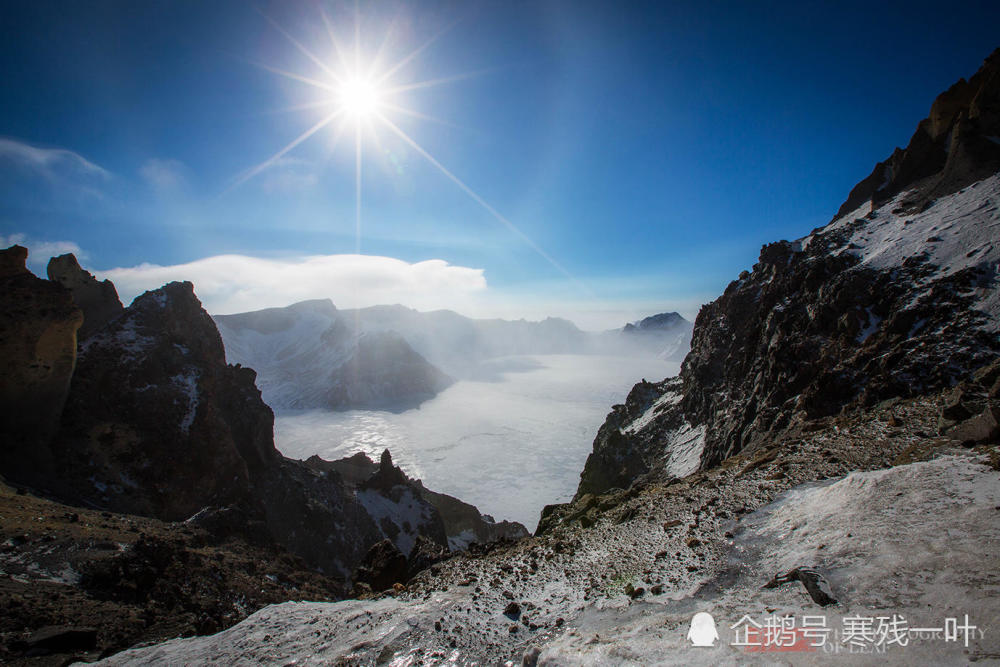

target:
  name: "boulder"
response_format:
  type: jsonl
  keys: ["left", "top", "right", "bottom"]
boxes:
{"left": 353, "top": 539, "right": 408, "bottom": 592}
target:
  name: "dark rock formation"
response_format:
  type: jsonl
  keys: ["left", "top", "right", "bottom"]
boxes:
{"left": 0, "top": 246, "right": 82, "bottom": 485}
{"left": 623, "top": 312, "right": 688, "bottom": 333}
{"left": 763, "top": 567, "right": 837, "bottom": 607}
{"left": 353, "top": 539, "right": 408, "bottom": 592}
{"left": 836, "top": 48, "right": 1000, "bottom": 218}
{"left": 573, "top": 378, "right": 677, "bottom": 499}
{"left": 313, "top": 450, "right": 529, "bottom": 551}
{"left": 325, "top": 331, "right": 453, "bottom": 410}
{"left": 619, "top": 312, "right": 693, "bottom": 360}
{"left": 49, "top": 282, "right": 266, "bottom": 519}
{"left": 46, "top": 253, "right": 123, "bottom": 339}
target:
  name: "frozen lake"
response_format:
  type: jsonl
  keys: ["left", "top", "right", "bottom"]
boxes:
{"left": 275, "top": 354, "right": 679, "bottom": 531}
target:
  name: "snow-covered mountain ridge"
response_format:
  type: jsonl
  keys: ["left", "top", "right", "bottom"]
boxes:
{"left": 215, "top": 301, "right": 692, "bottom": 411}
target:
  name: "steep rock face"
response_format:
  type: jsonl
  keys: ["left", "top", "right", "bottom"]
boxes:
{"left": 49, "top": 282, "right": 270, "bottom": 519}
{"left": 1, "top": 258, "right": 491, "bottom": 578}
{"left": 46, "top": 253, "right": 123, "bottom": 339}
{"left": 571, "top": 49, "right": 1000, "bottom": 497}
{"left": 0, "top": 246, "right": 82, "bottom": 484}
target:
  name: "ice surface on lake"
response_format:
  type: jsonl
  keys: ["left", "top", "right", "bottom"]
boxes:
{"left": 275, "top": 354, "right": 679, "bottom": 531}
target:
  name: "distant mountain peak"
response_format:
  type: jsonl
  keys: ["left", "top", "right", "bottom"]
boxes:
{"left": 623, "top": 312, "right": 688, "bottom": 332}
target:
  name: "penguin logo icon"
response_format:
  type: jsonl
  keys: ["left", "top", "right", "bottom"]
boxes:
{"left": 687, "top": 612, "right": 719, "bottom": 647}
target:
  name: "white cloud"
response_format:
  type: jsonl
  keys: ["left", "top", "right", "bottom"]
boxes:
{"left": 0, "top": 233, "right": 87, "bottom": 274}
{"left": 139, "top": 158, "right": 187, "bottom": 191}
{"left": 98, "top": 253, "right": 488, "bottom": 314}
{"left": 0, "top": 138, "right": 110, "bottom": 180}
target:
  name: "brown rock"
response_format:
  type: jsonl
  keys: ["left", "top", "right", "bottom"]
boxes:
{"left": 949, "top": 405, "right": 1000, "bottom": 445}
{"left": 47, "top": 253, "right": 123, "bottom": 339}
{"left": 0, "top": 245, "right": 82, "bottom": 485}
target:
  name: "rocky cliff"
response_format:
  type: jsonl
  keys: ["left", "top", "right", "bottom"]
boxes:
{"left": 0, "top": 259, "right": 519, "bottom": 581}
{"left": 568, "top": 47, "right": 1000, "bottom": 500}
{"left": 0, "top": 246, "right": 82, "bottom": 485}
{"left": 46, "top": 253, "right": 123, "bottom": 340}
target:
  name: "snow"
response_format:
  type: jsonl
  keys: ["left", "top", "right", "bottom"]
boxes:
{"left": 664, "top": 423, "right": 706, "bottom": 478}
{"left": 95, "top": 453, "right": 1000, "bottom": 666}
{"left": 357, "top": 487, "right": 436, "bottom": 556}
{"left": 819, "top": 173, "right": 1000, "bottom": 324}
{"left": 620, "top": 389, "right": 705, "bottom": 478}
{"left": 170, "top": 371, "right": 200, "bottom": 433}
{"left": 857, "top": 307, "right": 882, "bottom": 343}
{"left": 447, "top": 529, "right": 477, "bottom": 552}
{"left": 622, "top": 390, "right": 681, "bottom": 434}
{"left": 538, "top": 454, "right": 1000, "bottom": 665}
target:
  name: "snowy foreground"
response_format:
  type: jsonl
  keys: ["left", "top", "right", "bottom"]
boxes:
{"left": 94, "top": 444, "right": 1000, "bottom": 665}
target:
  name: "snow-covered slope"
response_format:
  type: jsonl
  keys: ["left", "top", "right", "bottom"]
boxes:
{"left": 816, "top": 173, "right": 1000, "bottom": 323}
{"left": 93, "top": 447, "right": 1000, "bottom": 666}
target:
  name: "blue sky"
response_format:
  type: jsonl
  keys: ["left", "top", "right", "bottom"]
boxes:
{"left": 2, "top": 1, "right": 998, "bottom": 328}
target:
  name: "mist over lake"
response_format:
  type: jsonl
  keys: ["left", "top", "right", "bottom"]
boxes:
{"left": 275, "top": 354, "right": 679, "bottom": 531}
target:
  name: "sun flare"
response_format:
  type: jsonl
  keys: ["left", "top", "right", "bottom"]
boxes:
{"left": 237, "top": 8, "right": 581, "bottom": 289}
{"left": 339, "top": 76, "right": 382, "bottom": 119}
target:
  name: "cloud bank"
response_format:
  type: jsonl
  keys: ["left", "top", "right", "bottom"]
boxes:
{"left": 0, "top": 138, "right": 109, "bottom": 180}
{"left": 98, "top": 253, "right": 488, "bottom": 315}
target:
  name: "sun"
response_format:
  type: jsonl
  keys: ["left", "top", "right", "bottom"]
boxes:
{"left": 339, "top": 76, "right": 382, "bottom": 119}
{"left": 235, "top": 8, "right": 582, "bottom": 290}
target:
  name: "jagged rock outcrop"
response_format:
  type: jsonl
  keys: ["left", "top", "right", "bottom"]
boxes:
{"left": 569, "top": 48, "right": 1000, "bottom": 499}
{"left": 836, "top": 47, "right": 1000, "bottom": 218}
{"left": 46, "top": 253, "right": 123, "bottom": 340}
{"left": 0, "top": 246, "right": 82, "bottom": 485}
{"left": 49, "top": 282, "right": 267, "bottom": 519}
{"left": 311, "top": 450, "right": 529, "bottom": 551}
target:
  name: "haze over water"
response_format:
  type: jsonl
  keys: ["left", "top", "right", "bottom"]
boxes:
{"left": 275, "top": 354, "right": 679, "bottom": 531}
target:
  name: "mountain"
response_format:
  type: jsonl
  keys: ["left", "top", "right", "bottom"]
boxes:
{"left": 565, "top": 48, "right": 1000, "bottom": 498}
{"left": 619, "top": 311, "right": 693, "bottom": 361}
{"left": 91, "top": 48, "right": 1000, "bottom": 666}
{"left": 215, "top": 301, "right": 691, "bottom": 412}
{"left": 214, "top": 300, "right": 453, "bottom": 411}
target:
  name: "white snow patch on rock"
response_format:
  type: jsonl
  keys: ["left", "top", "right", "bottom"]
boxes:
{"left": 622, "top": 390, "right": 681, "bottom": 435}
{"left": 357, "top": 487, "right": 435, "bottom": 556}
{"left": 820, "top": 173, "right": 1000, "bottom": 324}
